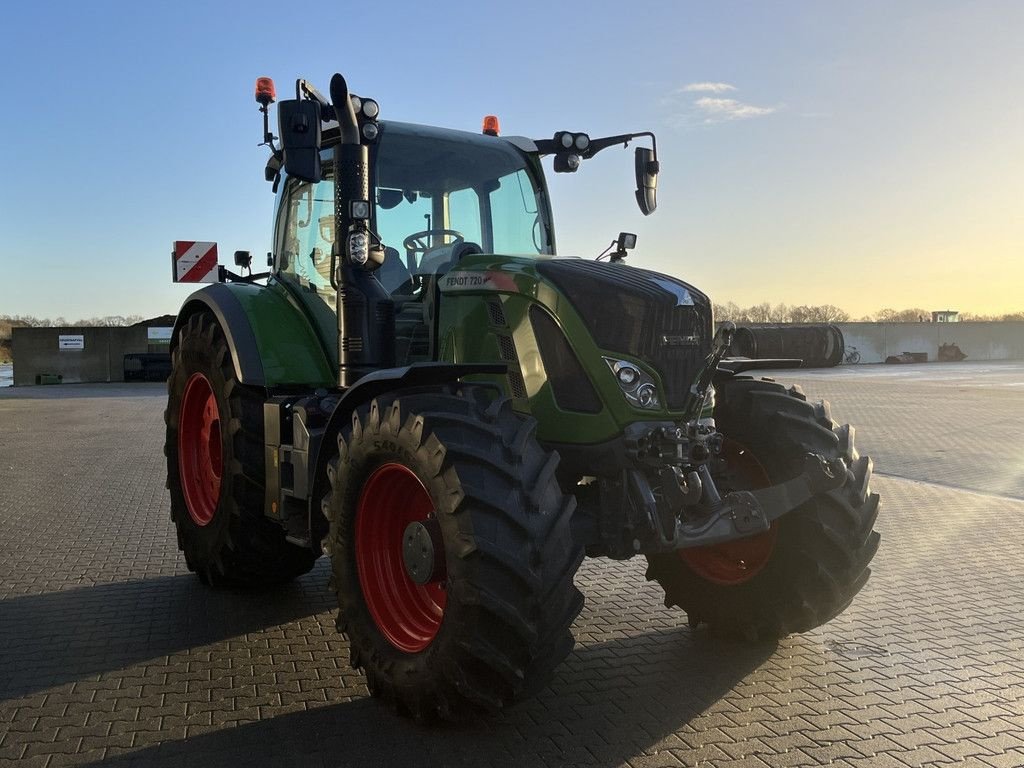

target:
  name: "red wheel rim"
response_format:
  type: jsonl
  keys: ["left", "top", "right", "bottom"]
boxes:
{"left": 679, "top": 439, "right": 779, "bottom": 586}
{"left": 355, "top": 463, "right": 446, "bottom": 653}
{"left": 177, "top": 372, "right": 223, "bottom": 527}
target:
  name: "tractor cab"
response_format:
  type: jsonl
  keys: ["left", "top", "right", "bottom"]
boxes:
{"left": 272, "top": 121, "right": 555, "bottom": 365}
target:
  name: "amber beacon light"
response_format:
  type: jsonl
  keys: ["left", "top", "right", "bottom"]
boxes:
{"left": 255, "top": 77, "right": 276, "bottom": 106}
{"left": 482, "top": 115, "right": 500, "bottom": 136}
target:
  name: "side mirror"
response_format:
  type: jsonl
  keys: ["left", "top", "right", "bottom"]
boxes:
{"left": 277, "top": 99, "right": 322, "bottom": 183}
{"left": 634, "top": 147, "right": 659, "bottom": 216}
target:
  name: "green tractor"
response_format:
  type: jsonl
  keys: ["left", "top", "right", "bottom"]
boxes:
{"left": 165, "top": 72, "right": 880, "bottom": 720}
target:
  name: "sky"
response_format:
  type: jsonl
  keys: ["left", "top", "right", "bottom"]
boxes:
{"left": 0, "top": 1, "right": 1021, "bottom": 320}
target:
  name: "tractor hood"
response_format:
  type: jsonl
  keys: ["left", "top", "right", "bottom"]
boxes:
{"left": 440, "top": 255, "right": 713, "bottom": 412}
{"left": 533, "top": 259, "right": 713, "bottom": 410}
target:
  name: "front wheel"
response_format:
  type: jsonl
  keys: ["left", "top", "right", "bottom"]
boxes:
{"left": 323, "top": 386, "right": 584, "bottom": 720}
{"left": 646, "top": 377, "right": 880, "bottom": 640}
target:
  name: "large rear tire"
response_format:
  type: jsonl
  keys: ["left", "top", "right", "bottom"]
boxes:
{"left": 646, "top": 377, "right": 880, "bottom": 640}
{"left": 165, "top": 311, "right": 317, "bottom": 586}
{"left": 323, "top": 386, "right": 584, "bottom": 720}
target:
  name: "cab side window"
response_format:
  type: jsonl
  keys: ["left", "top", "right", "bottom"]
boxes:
{"left": 278, "top": 178, "right": 335, "bottom": 291}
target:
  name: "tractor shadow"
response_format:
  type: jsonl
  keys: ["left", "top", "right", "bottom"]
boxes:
{"left": 79, "top": 625, "right": 778, "bottom": 768}
{"left": 0, "top": 564, "right": 334, "bottom": 701}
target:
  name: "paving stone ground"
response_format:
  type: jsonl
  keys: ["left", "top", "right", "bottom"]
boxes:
{"left": 1, "top": 363, "right": 1023, "bottom": 767}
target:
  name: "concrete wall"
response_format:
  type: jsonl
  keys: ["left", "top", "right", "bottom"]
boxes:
{"left": 11, "top": 327, "right": 152, "bottom": 385}
{"left": 836, "top": 322, "right": 1024, "bottom": 364}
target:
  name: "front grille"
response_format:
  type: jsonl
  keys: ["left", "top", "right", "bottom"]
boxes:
{"left": 536, "top": 260, "right": 712, "bottom": 410}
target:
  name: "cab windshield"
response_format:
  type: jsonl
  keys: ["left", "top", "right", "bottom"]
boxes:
{"left": 375, "top": 121, "right": 551, "bottom": 254}
{"left": 276, "top": 121, "right": 552, "bottom": 297}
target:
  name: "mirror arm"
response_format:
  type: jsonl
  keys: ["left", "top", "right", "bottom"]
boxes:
{"left": 586, "top": 131, "right": 657, "bottom": 160}
{"left": 534, "top": 131, "right": 658, "bottom": 161}
{"left": 296, "top": 79, "right": 333, "bottom": 117}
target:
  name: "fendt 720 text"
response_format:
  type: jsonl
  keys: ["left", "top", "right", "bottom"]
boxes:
{"left": 165, "top": 72, "right": 881, "bottom": 720}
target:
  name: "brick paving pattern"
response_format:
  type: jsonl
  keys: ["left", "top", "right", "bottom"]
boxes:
{"left": 1, "top": 367, "right": 1023, "bottom": 767}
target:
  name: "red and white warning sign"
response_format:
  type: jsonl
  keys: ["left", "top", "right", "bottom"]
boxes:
{"left": 172, "top": 241, "right": 220, "bottom": 283}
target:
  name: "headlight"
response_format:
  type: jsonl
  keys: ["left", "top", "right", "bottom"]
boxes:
{"left": 616, "top": 364, "right": 639, "bottom": 388}
{"left": 604, "top": 357, "right": 660, "bottom": 410}
{"left": 636, "top": 383, "right": 657, "bottom": 408}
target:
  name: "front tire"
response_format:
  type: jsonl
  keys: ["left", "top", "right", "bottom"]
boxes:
{"left": 324, "top": 386, "right": 584, "bottom": 720}
{"left": 646, "top": 377, "right": 881, "bottom": 639}
{"left": 165, "top": 311, "right": 317, "bottom": 586}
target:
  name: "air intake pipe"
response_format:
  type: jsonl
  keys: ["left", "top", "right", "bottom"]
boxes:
{"left": 329, "top": 73, "right": 393, "bottom": 388}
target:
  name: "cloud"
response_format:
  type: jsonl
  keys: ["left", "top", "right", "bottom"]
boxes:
{"left": 693, "top": 96, "right": 776, "bottom": 121}
{"left": 663, "top": 83, "right": 778, "bottom": 127}
{"left": 679, "top": 82, "right": 737, "bottom": 94}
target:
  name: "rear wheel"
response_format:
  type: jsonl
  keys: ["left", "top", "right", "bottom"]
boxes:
{"left": 646, "top": 377, "right": 881, "bottom": 639}
{"left": 323, "top": 386, "right": 584, "bottom": 720}
{"left": 165, "top": 311, "right": 317, "bottom": 586}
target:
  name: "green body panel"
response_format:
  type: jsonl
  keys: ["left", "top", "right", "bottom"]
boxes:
{"left": 437, "top": 255, "right": 700, "bottom": 446}
{"left": 211, "top": 256, "right": 708, "bottom": 441}
{"left": 222, "top": 280, "right": 336, "bottom": 387}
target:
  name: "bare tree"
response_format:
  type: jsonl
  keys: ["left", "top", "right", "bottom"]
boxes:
{"left": 811, "top": 304, "right": 850, "bottom": 323}
{"left": 0, "top": 313, "right": 147, "bottom": 328}
{"left": 746, "top": 302, "right": 773, "bottom": 324}
{"left": 708, "top": 304, "right": 1021, "bottom": 324}
{"left": 768, "top": 303, "right": 790, "bottom": 323}
{"left": 872, "top": 308, "right": 929, "bottom": 322}
{"left": 713, "top": 302, "right": 738, "bottom": 322}
{"left": 788, "top": 305, "right": 812, "bottom": 324}
{"left": 960, "top": 311, "right": 1024, "bottom": 322}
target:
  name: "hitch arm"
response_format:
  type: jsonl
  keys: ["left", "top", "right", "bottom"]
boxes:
{"left": 681, "top": 322, "right": 736, "bottom": 422}
{"left": 674, "top": 453, "right": 847, "bottom": 549}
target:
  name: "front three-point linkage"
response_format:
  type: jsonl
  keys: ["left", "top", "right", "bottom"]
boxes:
{"left": 614, "top": 321, "right": 848, "bottom": 553}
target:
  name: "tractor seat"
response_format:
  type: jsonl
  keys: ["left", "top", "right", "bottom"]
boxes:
{"left": 417, "top": 241, "right": 483, "bottom": 278}
{"left": 376, "top": 247, "right": 414, "bottom": 296}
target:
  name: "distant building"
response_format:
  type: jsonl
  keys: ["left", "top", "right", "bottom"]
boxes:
{"left": 10, "top": 317, "right": 175, "bottom": 385}
{"left": 932, "top": 310, "right": 959, "bottom": 323}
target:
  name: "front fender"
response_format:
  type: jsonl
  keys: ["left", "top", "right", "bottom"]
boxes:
{"left": 306, "top": 363, "right": 506, "bottom": 550}
{"left": 171, "top": 282, "right": 335, "bottom": 388}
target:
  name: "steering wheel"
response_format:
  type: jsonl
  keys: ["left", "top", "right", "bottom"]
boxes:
{"left": 402, "top": 229, "right": 465, "bottom": 268}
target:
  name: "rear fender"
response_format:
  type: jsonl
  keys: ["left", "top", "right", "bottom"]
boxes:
{"left": 171, "top": 282, "right": 335, "bottom": 388}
